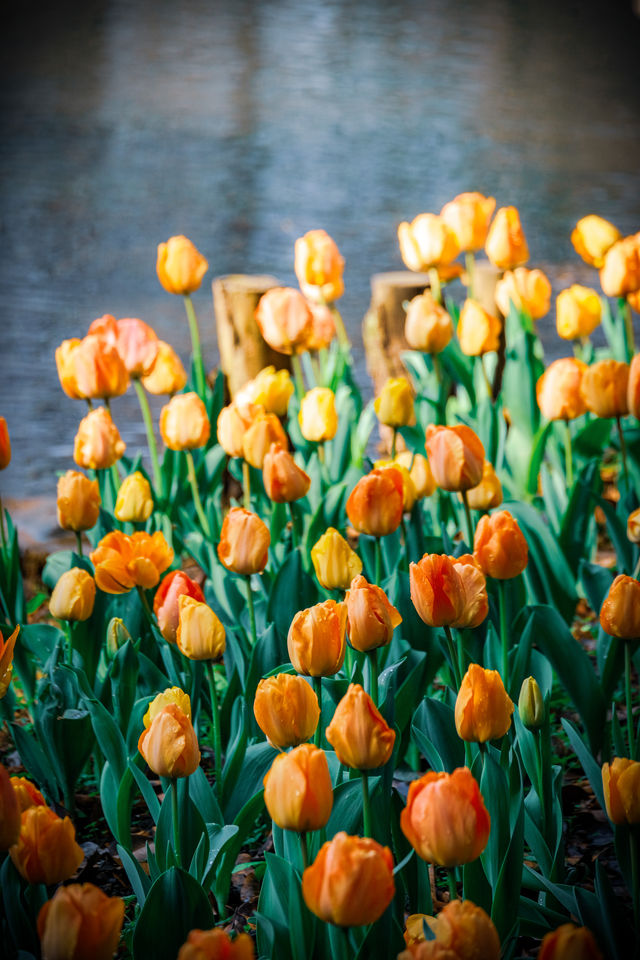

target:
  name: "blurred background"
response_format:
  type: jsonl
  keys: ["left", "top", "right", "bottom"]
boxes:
{"left": 1, "top": 0, "right": 639, "bottom": 501}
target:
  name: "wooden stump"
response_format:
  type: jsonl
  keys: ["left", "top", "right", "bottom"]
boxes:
{"left": 362, "top": 271, "right": 431, "bottom": 394}
{"left": 212, "top": 274, "right": 290, "bottom": 397}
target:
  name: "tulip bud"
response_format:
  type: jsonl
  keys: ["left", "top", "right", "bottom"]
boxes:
{"left": 518, "top": 676, "right": 545, "bottom": 731}
{"left": 0, "top": 763, "right": 20, "bottom": 850}
{"left": 10, "top": 805, "right": 84, "bottom": 884}
{"left": 428, "top": 899, "right": 501, "bottom": 960}
{"left": 398, "top": 214, "right": 460, "bottom": 271}
{"left": 395, "top": 451, "right": 436, "bottom": 500}
{"left": 160, "top": 392, "right": 211, "bottom": 450}
{"left": 294, "top": 229, "right": 345, "bottom": 304}
{"left": 55, "top": 338, "right": 84, "bottom": 399}
{"left": 538, "top": 923, "right": 603, "bottom": 960}
{"left": 494, "top": 268, "right": 551, "bottom": 320}
{"left": 425, "top": 424, "right": 484, "bottom": 492}
{"left": 106, "top": 618, "right": 131, "bottom": 659}
{"left": 571, "top": 215, "right": 621, "bottom": 268}
{"left": 325, "top": 683, "right": 396, "bottom": 769}
{"left": 216, "top": 401, "right": 262, "bottom": 458}
{"left": 73, "top": 407, "right": 126, "bottom": 470}
{"left": 49, "top": 568, "right": 96, "bottom": 622}
{"left": 287, "top": 600, "right": 347, "bottom": 677}
{"left": 0, "top": 417, "right": 11, "bottom": 470}
{"left": 580, "top": 359, "right": 630, "bottom": 419}
{"left": 138, "top": 703, "right": 200, "bottom": 779}
{"left": 465, "top": 461, "right": 502, "bottom": 511}
{"left": 90, "top": 530, "right": 174, "bottom": 594}
{"left": 263, "top": 743, "right": 333, "bottom": 832}
{"left": 153, "top": 569, "right": 206, "bottom": 644}
{"left": 346, "top": 467, "right": 404, "bottom": 537}
{"left": 298, "top": 387, "right": 338, "bottom": 442}
{"left": 346, "top": 575, "right": 401, "bottom": 652}
{"left": 254, "top": 673, "right": 320, "bottom": 749}
{"left": 599, "top": 232, "right": 640, "bottom": 299}
{"left": 217, "top": 507, "right": 270, "bottom": 576}
{"left": 302, "top": 832, "right": 395, "bottom": 927}
{"left": 455, "top": 664, "right": 514, "bottom": 742}
{"left": 374, "top": 460, "right": 418, "bottom": 512}
{"left": 57, "top": 470, "right": 101, "bottom": 532}
{"left": 629, "top": 353, "right": 640, "bottom": 420}
{"left": 72, "top": 334, "right": 130, "bottom": 399}
{"left": 473, "top": 510, "right": 528, "bottom": 579}
{"left": 156, "top": 235, "right": 208, "bottom": 295}
{"left": 457, "top": 299, "right": 502, "bottom": 356}
{"left": 114, "top": 471, "right": 154, "bottom": 523}
{"left": 255, "top": 287, "right": 314, "bottom": 355}
{"left": 401, "top": 767, "right": 490, "bottom": 867}
{"left": 38, "top": 882, "right": 125, "bottom": 960}
{"left": 537, "top": 358, "right": 588, "bottom": 421}
{"left": 374, "top": 377, "right": 414, "bottom": 427}
{"left": 405, "top": 292, "right": 454, "bottom": 354}
{"left": 602, "top": 757, "right": 640, "bottom": 825}
{"left": 628, "top": 507, "right": 640, "bottom": 543}
{"left": 177, "top": 927, "right": 255, "bottom": 960}
{"left": 242, "top": 412, "right": 289, "bottom": 469}
{"left": 140, "top": 340, "right": 188, "bottom": 395}
{"left": 599, "top": 574, "right": 640, "bottom": 639}
{"left": 440, "top": 192, "right": 496, "bottom": 252}
{"left": 311, "top": 527, "right": 362, "bottom": 591}
{"left": 0, "top": 625, "right": 19, "bottom": 699}
{"left": 10, "top": 776, "right": 46, "bottom": 813}
{"left": 176, "top": 595, "right": 226, "bottom": 661}
{"left": 236, "top": 365, "right": 294, "bottom": 417}
{"left": 484, "top": 206, "right": 529, "bottom": 270}
{"left": 143, "top": 687, "right": 192, "bottom": 728}
{"left": 556, "top": 285, "right": 602, "bottom": 341}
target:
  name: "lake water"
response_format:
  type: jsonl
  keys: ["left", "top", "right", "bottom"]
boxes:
{"left": 1, "top": 0, "right": 639, "bottom": 501}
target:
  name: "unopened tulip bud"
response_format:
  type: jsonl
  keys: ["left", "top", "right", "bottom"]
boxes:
{"left": 325, "top": 683, "right": 396, "bottom": 769}
{"left": 440, "top": 192, "right": 496, "bottom": 252}
{"left": 287, "top": 600, "right": 347, "bottom": 677}
{"left": 556, "top": 285, "right": 602, "bottom": 341}
{"left": 73, "top": 407, "right": 126, "bottom": 470}
{"left": 49, "top": 568, "right": 96, "bottom": 622}
{"left": 599, "top": 574, "right": 640, "bottom": 639}
{"left": 156, "top": 235, "right": 208, "bottom": 295}
{"left": 518, "top": 676, "right": 545, "bottom": 730}
{"left": 494, "top": 268, "right": 551, "bottom": 320}
{"left": 255, "top": 287, "right": 314, "bottom": 355}
{"left": 177, "top": 928, "right": 255, "bottom": 960}
{"left": 153, "top": 570, "right": 206, "bottom": 644}
{"left": 263, "top": 743, "right": 333, "bottom": 832}
{"left": 0, "top": 625, "right": 18, "bottom": 699}
{"left": 311, "top": 527, "right": 362, "bottom": 591}
{"left": 10, "top": 805, "right": 84, "bottom": 885}
{"left": 298, "top": 387, "right": 338, "bottom": 442}
{"left": 346, "top": 575, "right": 401, "bottom": 651}
{"left": 425, "top": 424, "right": 484, "bottom": 492}
{"left": 346, "top": 468, "right": 404, "bottom": 537}
{"left": 0, "top": 763, "right": 20, "bottom": 850}
{"left": 294, "top": 229, "right": 345, "bottom": 304}
{"left": 374, "top": 377, "right": 414, "bottom": 427}
{"left": 217, "top": 507, "right": 270, "bottom": 576}
{"left": 0, "top": 417, "right": 11, "bottom": 470}
{"left": 254, "top": 673, "right": 320, "bottom": 749}
{"left": 114, "top": 471, "right": 154, "bottom": 523}
{"left": 57, "top": 470, "right": 101, "bottom": 532}
{"left": 138, "top": 703, "right": 200, "bottom": 779}
{"left": 538, "top": 923, "right": 603, "bottom": 960}
{"left": 160, "top": 392, "right": 210, "bottom": 450}
{"left": 106, "top": 618, "right": 131, "bottom": 659}
{"left": 38, "top": 882, "right": 125, "bottom": 960}
{"left": 404, "top": 292, "right": 453, "bottom": 354}
{"left": 242, "top": 412, "right": 289, "bottom": 469}
{"left": 571, "top": 215, "right": 621, "bottom": 268}
{"left": 398, "top": 214, "right": 459, "bottom": 271}
{"left": 455, "top": 665, "right": 514, "bottom": 742}
{"left": 176, "top": 595, "right": 226, "bottom": 661}
{"left": 465, "top": 461, "right": 502, "bottom": 511}
{"left": 602, "top": 757, "right": 640, "bottom": 825}
{"left": 473, "top": 510, "right": 528, "bottom": 579}
{"left": 457, "top": 299, "right": 502, "bottom": 356}
{"left": 484, "top": 206, "right": 529, "bottom": 270}
{"left": 140, "top": 340, "right": 188, "bottom": 395}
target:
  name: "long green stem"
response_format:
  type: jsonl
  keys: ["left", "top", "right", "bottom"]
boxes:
{"left": 374, "top": 537, "right": 382, "bottom": 585}
{"left": 299, "top": 831, "right": 309, "bottom": 871}
{"left": 288, "top": 501, "right": 298, "bottom": 549}
{"left": 313, "top": 676, "right": 322, "bottom": 747}
{"left": 625, "top": 642, "right": 636, "bottom": 758}
{"left": 291, "top": 354, "right": 305, "bottom": 400}
{"left": 331, "top": 307, "right": 350, "bottom": 349}
{"left": 137, "top": 586, "right": 156, "bottom": 632}
{"left": 65, "top": 622, "right": 74, "bottom": 666}
{"left": 499, "top": 581, "right": 509, "bottom": 691}
{"left": 207, "top": 663, "right": 223, "bottom": 800}
{"left": 367, "top": 649, "right": 379, "bottom": 706}
{"left": 443, "top": 624, "right": 461, "bottom": 690}
{"left": 391, "top": 428, "right": 397, "bottom": 459}
{"left": 446, "top": 867, "right": 458, "bottom": 901}
{"left": 75, "top": 532, "right": 83, "bottom": 557}
{"left": 361, "top": 770, "right": 372, "bottom": 837}
{"left": 535, "top": 731, "right": 551, "bottom": 850}
{"left": 245, "top": 576, "right": 257, "bottom": 647}
{"left": 428, "top": 267, "right": 442, "bottom": 305}
{"left": 242, "top": 459, "right": 251, "bottom": 510}
{"left": 110, "top": 462, "right": 121, "bottom": 496}
{"left": 171, "top": 779, "right": 181, "bottom": 867}
{"left": 564, "top": 420, "right": 574, "bottom": 487}
{"left": 185, "top": 450, "right": 211, "bottom": 539}
{"left": 133, "top": 379, "right": 163, "bottom": 498}
{"left": 622, "top": 297, "right": 636, "bottom": 360}
{"left": 461, "top": 490, "right": 474, "bottom": 547}
{"left": 480, "top": 354, "right": 493, "bottom": 400}
{"left": 617, "top": 417, "right": 629, "bottom": 491}
{"left": 183, "top": 294, "right": 206, "bottom": 399}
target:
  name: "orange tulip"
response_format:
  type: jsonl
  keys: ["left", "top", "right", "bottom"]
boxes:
{"left": 38, "top": 882, "right": 125, "bottom": 960}
{"left": 425, "top": 424, "right": 484, "bottom": 492}
{"left": 57, "top": 470, "right": 101, "bottom": 532}
{"left": 217, "top": 507, "right": 270, "bottom": 575}
{"left": 263, "top": 443, "right": 311, "bottom": 502}
{"left": 398, "top": 214, "right": 460, "bottom": 271}
{"left": 177, "top": 928, "right": 255, "bottom": 960}
{"left": 0, "top": 763, "right": 20, "bottom": 850}
{"left": 242, "top": 412, "right": 289, "bottom": 469}
{"left": 306, "top": 301, "right": 337, "bottom": 351}
{"left": 346, "top": 575, "right": 401, "bottom": 652}
{"left": 255, "top": 287, "right": 314, "bottom": 355}
{"left": 311, "top": 528, "right": 363, "bottom": 591}
{"left": 176, "top": 596, "right": 226, "bottom": 661}
{"left": 580, "top": 359, "right": 629, "bottom": 419}
{"left": 114, "top": 471, "right": 154, "bottom": 523}
{"left": 409, "top": 554, "right": 465, "bottom": 628}
{"left": 428, "top": 899, "right": 501, "bottom": 960}
{"left": 402, "top": 913, "right": 437, "bottom": 948}
{"left": 449, "top": 554, "right": 489, "bottom": 630}
{"left": 484, "top": 206, "right": 529, "bottom": 270}
{"left": 10, "top": 776, "right": 46, "bottom": 813}
{"left": 556, "top": 285, "right": 602, "bottom": 341}
{"left": 0, "top": 625, "right": 19, "bottom": 699}
{"left": 138, "top": 703, "right": 200, "bottom": 778}
{"left": 629, "top": 353, "right": 640, "bottom": 420}
{"left": 156, "top": 235, "right": 208, "bottom": 295}
{"left": 103, "top": 316, "right": 159, "bottom": 378}
{"left": 494, "top": 268, "right": 551, "bottom": 320}
{"left": 465, "top": 461, "right": 502, "bottom": 511}
{"left": 455, "top": 664, "right": 514, "bottom": 742}
{"left": 287, "top": 599, "right": 347, "bottom": 677}
{"left": 302, "top": 832, "right": 395, "bottom": 927}
{"left": 440, "top": 192, "right": 496, "bottom": 252}
{"left": 235, "top": 365, "right": 293, "bottom": 417}
{"left": 538, "top": 923, "right": 603, "bottom": 960}
{"left": 404, "top": 292, "right": 454, "bottom": 354}
{"left": 346, "top": 468, "right": 404, "bottom": 537}
{"left": 537, "top": 358, "right": 588, "bottom": 421}
{"left": 10, "top": 805, "right": 84, "bottom": 885}
{"left": 254, "top": 673, "right": 320, "bottom": 749}
{"left": 374, "top": 377, "right": 414, "bottom": 427}
{"left": 400, "top": 767, "right": 490, "bottom": 866}
{"left": 55, "top": 338, "right": 84, "bottom": 399}
{"left": 602, "top": 757, "right": 640, "bottom": 825}
{"left": 374, "top": 460, "right": 418, "bottom": 512}
{"left": 473, "top": 510, "right": 528, "bottom": 579}
{"left": 395, "top": 451, "right": 436, "bottom": 499}
{"left": 73, "top": 407, "right": 126, "bottom": 470}
{"left": 294, "top": 229, "right": 345, "bottom": 304}
{"left": 298, "top": 387, "right": 338, "bottom": 442}
{"left": 49, "top": 568, "right": 96, "bottom": 622}
{"left": 325, "top": 683, "right": 396, "bottom": 769}
{"left": 599, "top": 232, "right": 640, "bottom": 298}
{"left": 90, "top": 530, "right": 174, "bottom": 594}
{"left": 0, "top": 417, "right": 11, "bottom": 470}
{"left": 216, "top": 401, "right": 262, "bottom": 458}
{"left": 571, "top": 215, "right": 621, "bottom": 268}
{"left": 154, "top": 570, "right": 205, "bottom": 644}
{"left": 143, "top": 687, "right": 192, "bottom": 728}
{"left": 599, "top": 574, "right": 640, "bottom": 639}
{"left": 263, "top": 743, "right": 333, "bottom": 831}
{"left": 457, "top": 299, "right": 502, "bottom": 356}
{"left": 72, "top": 334, "right": 129, "bottom": 399}
{"left": 140, "top": 340, "right": 188, "bottom": 395}
{"left": 160, "top": 392, "right": 211, "bottom": 450}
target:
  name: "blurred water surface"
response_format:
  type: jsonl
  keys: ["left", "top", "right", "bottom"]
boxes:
{"left": 1, "top": 0, "right": 639, "bottom": 498}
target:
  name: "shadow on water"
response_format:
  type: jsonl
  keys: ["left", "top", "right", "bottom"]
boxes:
{"left": 1, "top": 0, "right": 639, "bottom": 497}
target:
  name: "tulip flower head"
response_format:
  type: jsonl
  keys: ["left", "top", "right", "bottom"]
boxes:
{"left": 49, "top": 568, "right": 96, "bottom": 622}
{"left": 143, "top": 686, "right": 192, "bottom": 728}
{"left": 518, "top": 676, "right": 545, "bottom": 731}
{"left": 177, "top": 928, "right": 255, "bottom": 960}
{"left": 465, "top": 460, "right": 503, "bottom": 512}
{"left": 90, "top": 529, "right": 174, "bottom": 593}
{"left": 571, "top": 215, "right": 621, "bottom": 268}
{"left": 0, "top": 763, "right": 20, "bottom": 850}
{"left": 70, "top": 334, "right": 129, "bottom": 400}
{"left": 409, "top": 554, "right": 466, "bottom": 628}
{"left": 263, "top": 743, "right": 333, "bottom": 832}
{"left": 425, "top": 424, "right": 484, "bottom": 492}
{"left": 494, "top": 268, "right": 551, "bottom": 320}
{"left": 10, "top": 805, "right": 84, "bottom": 885}
{"left": 298, "top": 387, "right": 338, "bottom": 442}
{"left": 57, "top": 470, "right": 101, "bottom": 532}
{"left": 556, "top": 285, "right": 602, "bottom": 341}
{"left": 73, "top": 407, "right": 126, "bottom": 470}
{"left": 346, "top": 467, "right": 404, "bottom": 537}
{"left": 473, "top": 510, "right": 528, "bottom": 580}
{"left": 140, "top": 340, "right": 188, "bottom": 395}
{"left": 455, "top": 664, "right": 514, "bottom": 742}
{"left": 156, "top": 235, "right": 209, "bottom": 295}
{"left": 428, "top": 899, "right": 501, "bottom": 960}
{"left": 538, "top": 923, "right": 603, "bottom": 960}
{"left": 325, "top": 683, "right": 396, "bottom": 769}
{"left": 288, "top": 599, "right": 347, "bottom": 677}
{"left": 346, "top": 574, "right": 402, "bottom": 652}
{"left": 398, "top": 214, "right": 460, "bottom": 271}
{"left": 457, "top": 299, "right": 502, "bottom": 356}
{"left": 255, "top": 287, "right": 314, "bottom": 355}
{"left": 374, "top": 459, "right": 418, "bottom": 512}
{"left": 154, "top": 569, "right": 206, "bottom": 644}
{"left": 440, "top": 192, "right": 496, "bottom": 252}
{"left": 38, "top": 882, "right": 126, "bottom": 960}
{"left": 294, "top": 229, "right": 345, "bottom": 304}
{"left": 176, "top": 595, "right": 226, "bottom": 661}
{"left": 311, "top": 527, "right": 363, "bottom": 591}
{"left": 599, "top": 574, "right": 640, "bottom": 640}
{"left": 11, "top": 776, "right": 46, "bottom": 813}
{"left": 242, "top": 412, "right": 289, "bottom": 469}
{"left": 96, "top": 316, "right": 159, "bottom": 379}
{"left": 405, "top": 292, "right": 454, "bottom": 354}
{"left": 0, "top": 417, "right": 10, "bottom": 470}
{"left": 254, "top": 673, "right": 320, "bottom": 749}
{"left": 216, "top": 401, "right": 262, "bottom": 458}
{"left": 580, "top": 359, "right": 630, "bottom": 419}
{"left": 235, "top": 365, "right": 294, "bottom": 416}
{"left": 0, "top": 625, "right": 19, "bottom": 699}
{"left": 395, "top": 451, "right": 436, "bottom": 499}
{"left": 602, "top": 757, "right": 640, "bottom": 825}
{"left": 138, "top": 702, "right": 200, "bottom": 779}
{"left": 599, "top": 232, "right": 640, "bottom": 299}
{"left": 217, "top": 507, "right": 270, "bottom": 576}
{"left": 55, "top": 338, "right": 84, "bottom": 399}
{"left": 537, "top": 358, "right": 588, "bottom": 422}
{"left": 160, "top": 391, "right": 211, "bottom": 450}
{"left": 114, "top": 471, "right": 154, "bottom": 523}
{"left": 374, "top": 376, "right": 414, "bottom": 427}
{"left": 484, "top": 206, "right": 529, "bottom": 270}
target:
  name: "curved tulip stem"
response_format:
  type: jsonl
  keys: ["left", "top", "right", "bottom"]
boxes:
{"left": 361, "top": 770, "right": 372, "bottom": 837}
{"left": 374, "top": 537, "right": 382, "bottom": 586}
{"left": 443, "top": 625, "right": 461, "bottom": 690}
{"left": 207, "top": 663, "right": 223, "bottom": 801}
{"left": 110, "top": 463, "right": 121, "bottom": 497}
{"left": 625, "top": 642, "right": 636, "bottom": 758}
{"left": 288, "top": 501, "right": 298, "bottom": 549}
{"left": 65, "top": 622, "right": 74, "bottom": 666}
{"left": 291, "top": 354, "right": 306, "bottom": 400}
{"left": 75, "top": 532, "right": 84, "bottom": 557}
{"left": 428, "top": 267, "right": 442, "bottom": 305}
{"left": 534, "top": 730, "right": 551, "bottom": 849}
{"left": 299, "top": 831, "right": 309, "bottom": 871}
{"left": 616, "top": 416, "right": 629, "bottom": 492}
{"left": 242, "top": 460, "right": 251, "bottom": 510}
{"left": 136, "top": 585, "right": 156, "bottom": 634}
{"left": 480, "top": 355, "right": 493, "bottom": 401}
{"left": 564, "top": 420, "right": 574, "bottom": 488}
{"left": 312, "top": 676, "right": 322, "bottom": 747}
{"left": 133, "top": 378, "right": 163, "bottom": 498}
{"left": 622, "top": 297, "right": 636, "bottom": 360}
{"left": 185, "top": 450, "right": 211, "bottom": 540}
{"left": 446, "top": 867, "right": 458, "bottom": 901}
{"left": 367, "top": 649, "right": 379, "bottom": 707}
{"left": 465, "top": 252, "right": 476, "bottom": 300}
{"left": 460, "top": 490, "right": 474, "bottom": 547}
{"left": 170, "top": 779, "right": 181, "bottom": 867}
{"left": 245, "top": 576, "right": 258, "bottom": 647}
{"left": 183, "top": 294, "right": 207, "bottom": 399}
{"left": 499, "top": 580, "right": 509, "bottom": 691}
{"left": 391, "top": 428, "right": 397, "bottom": 459}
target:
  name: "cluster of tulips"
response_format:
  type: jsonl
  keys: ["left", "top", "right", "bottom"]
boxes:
{"left": 0, "top": 196, "right": 639, "bottom": 960}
